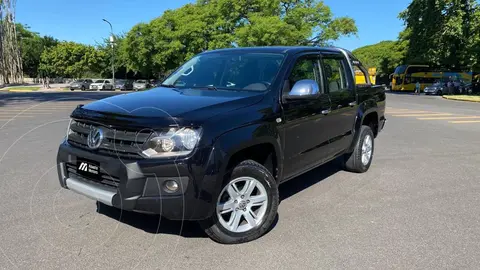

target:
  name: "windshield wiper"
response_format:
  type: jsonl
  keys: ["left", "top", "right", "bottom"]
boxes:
{"left": 160, "top": 84, "right": 176, "bottom": 88}
{"left": 191, "top": 86, "right": 218, "bottom": 91}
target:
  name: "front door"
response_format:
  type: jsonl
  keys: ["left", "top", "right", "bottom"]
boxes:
{"left": 281, "top": 54, "right": 332, "bottom": 179}
{"left": 321, "top": 54, "right": 357, "bottom": 157}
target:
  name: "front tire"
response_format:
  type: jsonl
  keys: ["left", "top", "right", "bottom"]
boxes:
{"left": 343, "top": 125, "right": 375, "bottom": 173}
{"left": 201, "top": 160, "right": 279, "bottom": 244}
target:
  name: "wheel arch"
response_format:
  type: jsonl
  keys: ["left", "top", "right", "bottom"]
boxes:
{"left": 213, "top": 124, "right": 283, "bottom": 182}
{"left": 347, "top": 100, "right": 379, "bottom": 153}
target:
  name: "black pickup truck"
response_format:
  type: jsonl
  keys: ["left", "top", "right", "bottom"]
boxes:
{"left": 57, "top": 46, "right": 386, "bottom": 244}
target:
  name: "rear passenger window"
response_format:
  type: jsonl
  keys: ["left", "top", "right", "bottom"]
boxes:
{"left": 323, "top": 58, "right": 348, "bottom": 92}
{"left": 287, "top": 57, "right": 320, "bottom": 92}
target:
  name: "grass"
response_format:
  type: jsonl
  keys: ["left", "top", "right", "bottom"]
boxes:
{"left": 443, "top": 95, "right": 480, "bottom": 103}
{"left": 5, "top": 86, "right": 41, "bottom": 91}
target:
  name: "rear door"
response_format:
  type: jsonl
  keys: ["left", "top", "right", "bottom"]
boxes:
{"left": 320, "top": 52, "right": 357, "bottom": 157}
{"left": 105, "top": 80, "right": 112, "bottom": 89}
{"left": 281, "top": 53, "right": 332, "bottom": 179}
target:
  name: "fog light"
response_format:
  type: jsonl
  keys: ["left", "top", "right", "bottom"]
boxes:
{"left": 164, "top": 180, "right": 179, "bottom": 193}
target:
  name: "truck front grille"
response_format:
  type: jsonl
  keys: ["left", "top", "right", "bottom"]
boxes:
{"left": 67, "top": 120, "right": 151, "bottom": 159}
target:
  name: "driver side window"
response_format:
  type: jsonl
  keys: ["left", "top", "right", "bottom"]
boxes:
{"left": 285, "top": 56, "right": 320, "bottom": 94}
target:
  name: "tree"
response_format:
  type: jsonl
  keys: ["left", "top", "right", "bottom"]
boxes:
{"left": 399, "top": 0, "right": 480, "bottom": 70}
{"left": 1, "top": 0, "right": 23, "bottom": 84}
{"left": 95, "top": 34, "right": 128, "bottom": 78}
{"left": 236, "top": 0, "right": 357, "bottom": 46}
{"left": 352, "top": 41, "right": 406, "bottom": 76}
{"left": 17, "top": 24, "right": 59, "bottom": 78}
{"left": 39, "top": 42, "right": 102, "bottom": 78}
{"left": 123, "top": 0, "right": 357, "bottom": 77}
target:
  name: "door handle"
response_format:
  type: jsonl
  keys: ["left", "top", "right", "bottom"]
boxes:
{"left": 349, "top": 101, "right": 357, "bottom": 107}
{"left": 321, "top": 109, "right": 331, "bottom": 115}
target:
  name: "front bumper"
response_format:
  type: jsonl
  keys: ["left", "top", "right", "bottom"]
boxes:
{"left": 57, "top": 141, "right": 216, "bottom": 220}
{"left": 424, "top": 88, "right": 439, "bottom": 94}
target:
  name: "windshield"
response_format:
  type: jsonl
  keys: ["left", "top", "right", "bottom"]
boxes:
{"left": 394, "top": 65, "right": 407, "bottom": 75}
{"left": 163, "top": 52, "right": 285, "bottom": 91}
{"left": 74, "top": 80, "right": 83, "bottom": 83}
{"left": 116, "top": 80, "right": 126, "bottom": 83}
{"left": 136, "top": 80, "right": 147, "bottom": 83}
{"left": 95, "top": 80, "right": 104, "bottom": 83}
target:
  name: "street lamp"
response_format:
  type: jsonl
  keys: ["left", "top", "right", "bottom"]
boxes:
{"left": 102, "top": 19, "right": 115, "bottom": 87}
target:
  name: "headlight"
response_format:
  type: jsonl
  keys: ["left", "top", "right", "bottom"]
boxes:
{"left": 141, "top": 127, "right": 202, "bottom": 158}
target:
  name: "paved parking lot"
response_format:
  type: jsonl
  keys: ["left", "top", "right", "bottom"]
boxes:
{"left": 0, "top": 91, "right": 479, "bottom": 269}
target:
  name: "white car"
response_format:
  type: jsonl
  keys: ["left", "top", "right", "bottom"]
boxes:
{"left": 89, "top": 80, "right": 114, "bottom": 91}
{"left": 133, "top": 80, "right": 150, "bottom": 91}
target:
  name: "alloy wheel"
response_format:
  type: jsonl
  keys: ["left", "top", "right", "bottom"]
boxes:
{"left": 361, "top": 134, "right": 373, "bottom": 165}
{"left": 216, "top": 177, "right": 268, "bottom": 233}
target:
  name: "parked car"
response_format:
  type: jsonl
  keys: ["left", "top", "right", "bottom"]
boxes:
{"left": 460, "top": 82, "right": 472, "bottom": 94}
{"left": 57, "top": 47, "right": 386, "bottom": 244}
{"left": 89, "top": 79, "right": 114, "bottom": 91}
{"left": 69, "top": 79, "right": 93, "bottom": 91}
{"left": 150, "top": 80, "right": 162, "bottom": 88}
{"left": 133, "top": 79, "right": 150, "bottom": 91}
{"left": 115, "top": 79, "right": 133, "bottom": 91}
{"left": 424, "top": 82, "right": 445, "bottom": 95}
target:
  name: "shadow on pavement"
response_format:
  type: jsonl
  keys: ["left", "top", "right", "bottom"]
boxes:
{"left": 97, "top": 158, "right": 342, "bottom": 239}
{"left": 97, "top": 203, "right": 208, "bottom": 238}
{"left": 279, "top": 157, "right": 342, "bottom": 201}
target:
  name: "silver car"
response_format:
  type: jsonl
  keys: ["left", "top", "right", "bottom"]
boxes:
{"left": 69, "top": 79, "right": 93, "bottom": 91}
{"left": 89, "top": 79, "right": 114, "bottom": 91}
{"left": 424, "top": 82, "right": 445, "bottom": 95}
{"left": 133, "top": 80, "right": 150, "bottom": 91}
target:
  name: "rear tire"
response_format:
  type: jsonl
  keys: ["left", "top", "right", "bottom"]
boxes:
{"left": 343, "top": 125, "right": 375, "bottom": 173}
{"left": 81, "top": 86, "right": 85, "bottom": 91}
{"left": 437, "top": 90, "right": 442, "bottom": 96}
{"left": 201, "top": 160, "right": 279, "bottom": 244}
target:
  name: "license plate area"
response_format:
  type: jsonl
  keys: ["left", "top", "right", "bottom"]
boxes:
{"left": 76, "top": 158, "right": 101, "bottom": 181}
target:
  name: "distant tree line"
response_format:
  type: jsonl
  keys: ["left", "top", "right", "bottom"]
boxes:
{"left": 353, "top": 0, "right": 480, "bottom": 79}
{"left": 19, "top": 0, "right": 358, "bottom": 80}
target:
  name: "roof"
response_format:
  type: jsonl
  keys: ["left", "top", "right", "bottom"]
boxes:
{"left": 201, "top": 46, "right": 348, "bottom": 55}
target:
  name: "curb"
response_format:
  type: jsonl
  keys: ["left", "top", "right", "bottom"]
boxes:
{"left": 442, "top": 95, "right": 480, "bottom": 103}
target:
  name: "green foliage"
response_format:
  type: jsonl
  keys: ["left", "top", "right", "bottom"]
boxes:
{"left": 122, "top": 0, "right": 357, "bottom": 77}
{"left": 39, "top": 42, "right": 102, "bottom": 78}
{"left": 16, "top": 24, "right": 59, "bottom": 77}
{"left": 95, "top": 34, "right": 126, "bottom": 78}
{"left": 399, "top": 0, "right": 480, "bottom": 70}
{"left": 352, "top": 41, "right": 406, "bottom": 76}
{"left": 20, "top": 1, "right": 357, "bottom": 79}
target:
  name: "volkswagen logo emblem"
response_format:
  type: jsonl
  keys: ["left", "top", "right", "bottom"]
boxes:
{"left": 87, "top": 128, "right": 104, "bottom": 149}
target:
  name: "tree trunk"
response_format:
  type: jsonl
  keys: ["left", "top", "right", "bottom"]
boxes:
{"left": 0, "top": 0, "right": 23, "bottom": 85}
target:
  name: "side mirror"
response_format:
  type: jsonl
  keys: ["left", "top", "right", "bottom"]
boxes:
{"left": 285, "top": 79, "right": 320, "bottom": 100}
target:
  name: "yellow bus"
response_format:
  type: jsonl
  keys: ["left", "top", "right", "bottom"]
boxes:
{"left": 355, "top": 67, "right": 376, "bottom": 85}
{"left": 392, "top": 65, "right": 472, "bottom": 91}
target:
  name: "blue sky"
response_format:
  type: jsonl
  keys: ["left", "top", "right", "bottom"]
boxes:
{"left": 16, "top": 0, "right": 411, "bottom": 50}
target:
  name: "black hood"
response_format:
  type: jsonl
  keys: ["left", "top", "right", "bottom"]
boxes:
{"left": 71, "top": 87, "right": 265, "bottom": 128}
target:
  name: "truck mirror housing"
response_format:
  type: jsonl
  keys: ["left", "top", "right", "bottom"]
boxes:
{"left": 285, "top": 79, "right": 320, "bottom": 100}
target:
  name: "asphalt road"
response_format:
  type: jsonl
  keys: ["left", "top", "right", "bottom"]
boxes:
{"left": 0, "top": 91, "right": 479, "bottom": 269}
